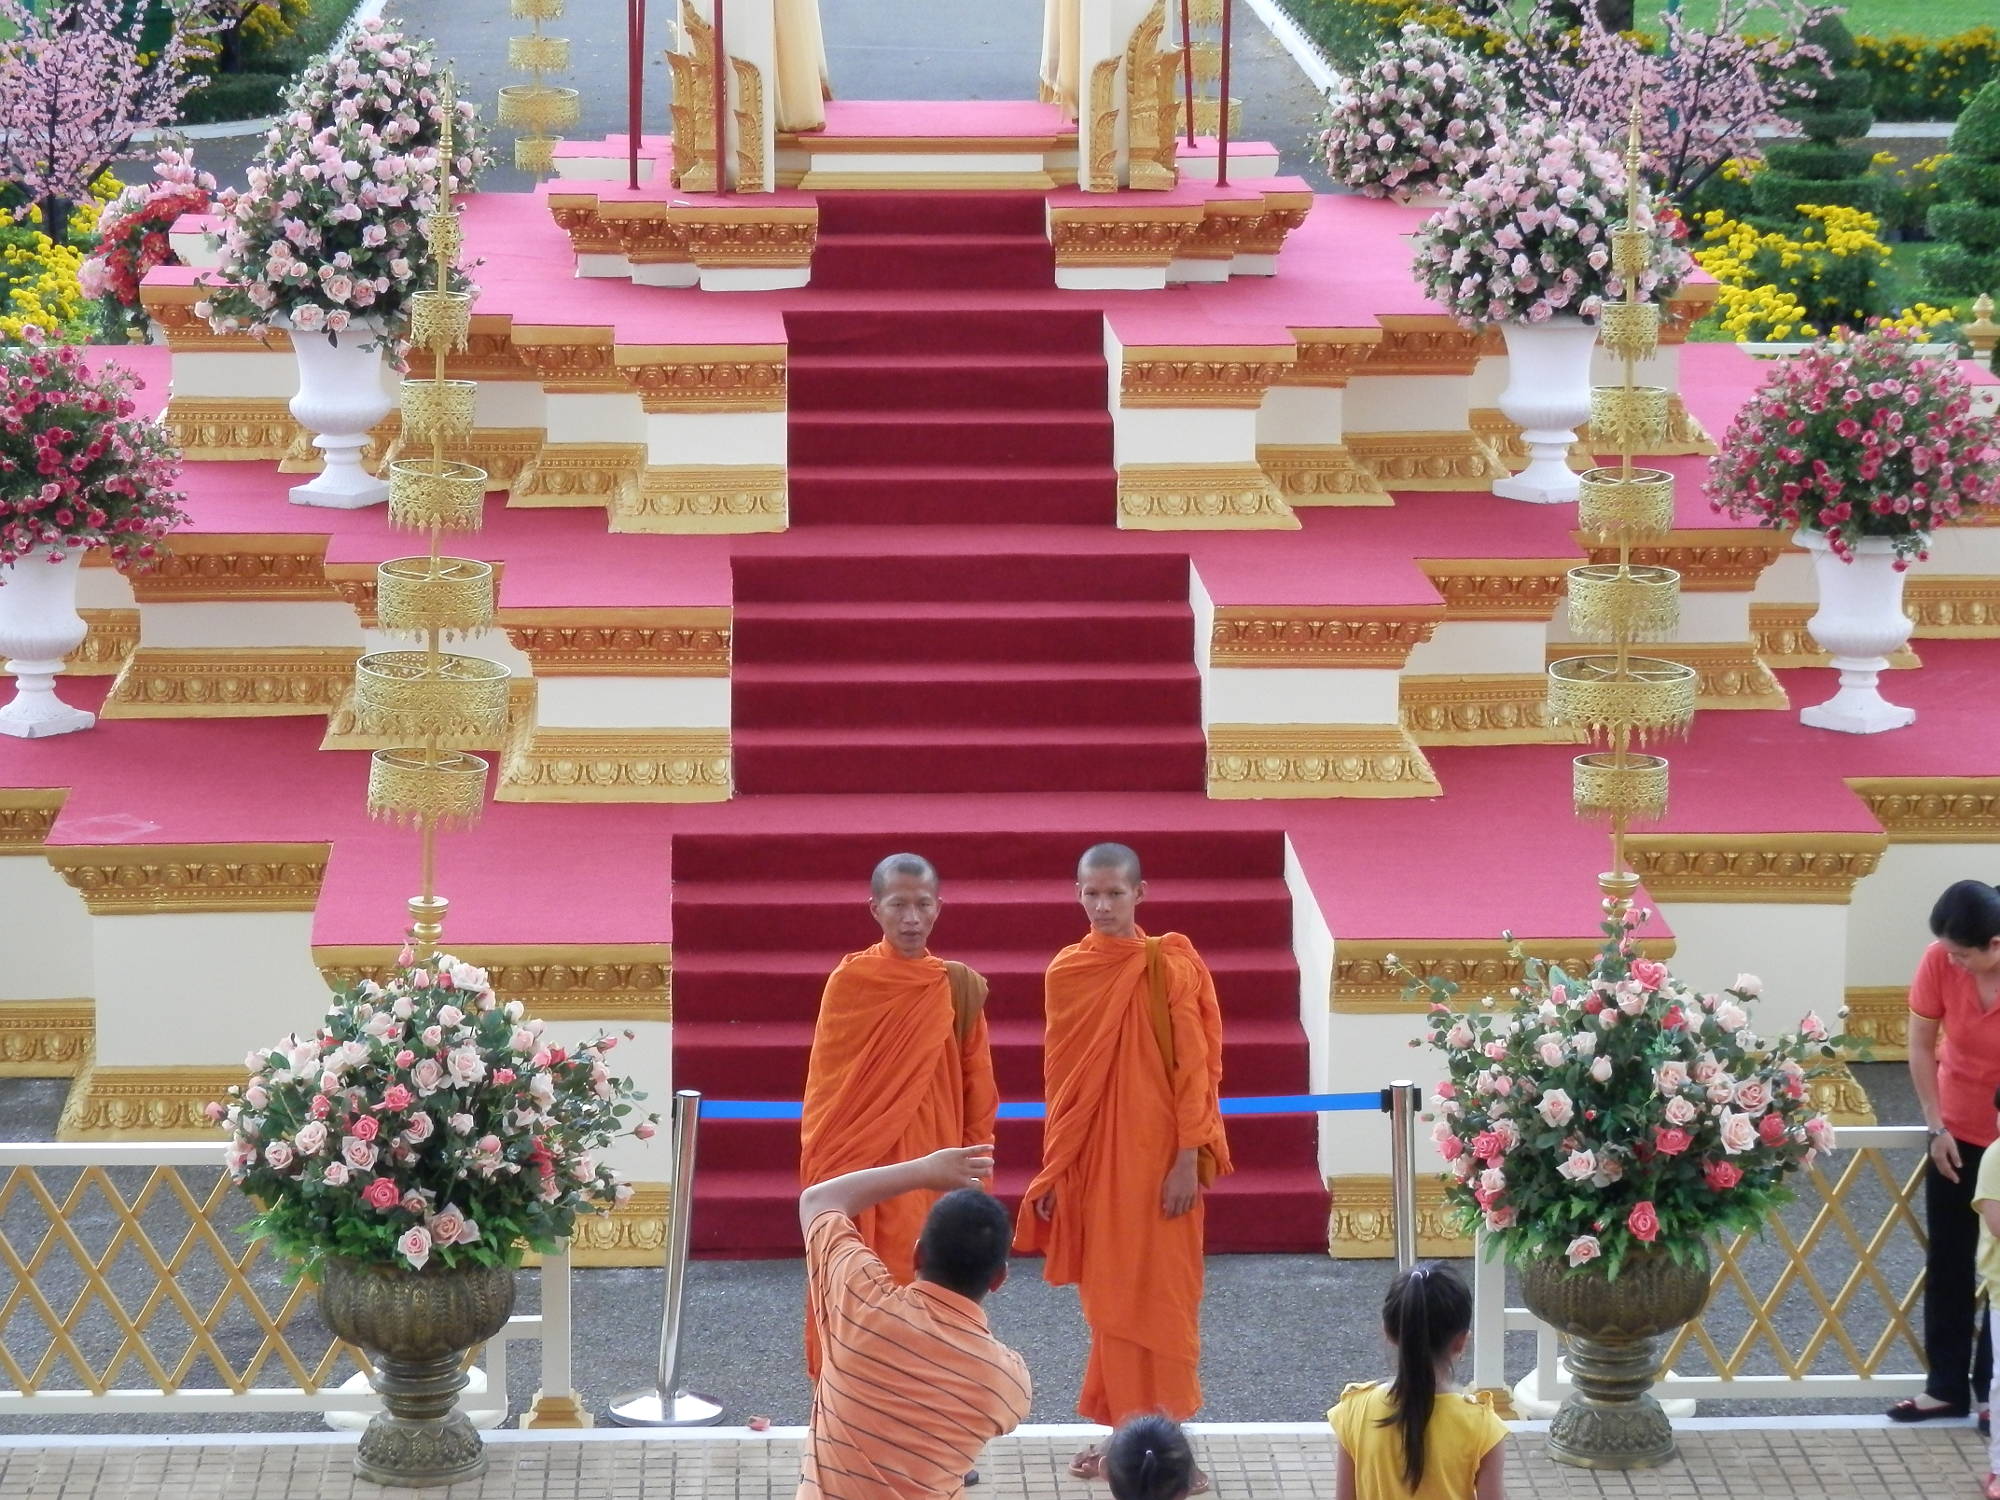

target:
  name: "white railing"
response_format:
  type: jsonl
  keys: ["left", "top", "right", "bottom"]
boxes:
{"left": 0, "top": 1142, "right": 575, "bottom": 1419}
{"left": 1474, "top": 1125, "right": 1930, "bottom": 1404}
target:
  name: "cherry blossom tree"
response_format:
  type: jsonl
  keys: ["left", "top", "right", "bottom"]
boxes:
{"left": 1483, "top": 0, "right": 1833, "bottom": 205}
{"left": 0, "top": 0, "right": 213, "bottom": 244}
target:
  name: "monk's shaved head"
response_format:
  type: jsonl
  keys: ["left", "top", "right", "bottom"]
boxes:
{"left": 871, "top": 852, "right": 938, "bottom": 898}
{"left": 1077, "top": 842, "right": 1142, "bottom": 884}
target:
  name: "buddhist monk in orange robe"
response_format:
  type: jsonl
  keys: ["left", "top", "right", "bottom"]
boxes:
{"left": 799, "top": 852, "right": 999, "bottom": 1381}
{"left": 1016, "top": 843, "right": 1230, "bottom": 1488}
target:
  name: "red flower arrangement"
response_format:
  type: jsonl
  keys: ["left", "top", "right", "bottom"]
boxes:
{"left": 0, "top": 329, "right": 187, "bottom": 573}
{"left": 79, "top": 148, "right": 218, "bottom": 340}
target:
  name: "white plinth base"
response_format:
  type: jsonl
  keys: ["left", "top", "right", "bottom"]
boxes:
{"left": 702, "top": 266, "right": 810, "bottom": 292}
{"left": 1800, "top": 694, "right": 1917, "bottom": 735}
{"left": 0, "top": 697, "right": 94, "bottom": 738}
{"left": 1491, "top": 464, "right": 1577, "bottom": 505}
{"left": 1057, "top": 266, "right": 1166, "bottom": 291}
{"left": 1511, "top": 1367, "right": 1696, "bottom": 1420}
{"left": 321, "top": 1367, "right": 506, "bottom": 1431}
{"left": 290, "top": 474, "right": 388, "bottom": 508}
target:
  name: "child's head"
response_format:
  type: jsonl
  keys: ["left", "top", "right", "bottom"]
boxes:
{"left": 1380, "top": 1262, "right": 1475, "bottom": 1489}
{"left": 1103, "top": 1414, "right": 1195, "bottom": 1500}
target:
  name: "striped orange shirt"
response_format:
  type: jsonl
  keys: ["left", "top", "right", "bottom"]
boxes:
{"left": 798, "top": 1210, "right": 1031, "bottom": 1500}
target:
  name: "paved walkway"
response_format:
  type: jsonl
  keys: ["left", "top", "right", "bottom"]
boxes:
{"left": 0, "top": 1425, "right": 1984, "bottom": 1499}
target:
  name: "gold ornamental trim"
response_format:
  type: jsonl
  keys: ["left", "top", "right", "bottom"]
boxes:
{"left": 1332, "top": 934, "right": 1675, "bottom": 1013}
{"left": 617, "top": 347, "right": 787, "bottom": 412}
{"left": 1811, "top": 1061, "right": 1877, "bottom": 1125}
{"left": 1841, "top": 986, "right": 1910, "bottom": 1061}
{"left": 1573, "top": 751, "right": 1670, "bottom": 823}
{"left": 42, "top": 609, "right": 138, "bottom": 676}
{"left": 1120, "top": 349, "right": 1295, "bottom": 408}
{"left": 160, "top": 396, "right": 297, "bottom": 461}
{"left": 1117, "top": 463, "right": 1297, "bottom": 530}
{"left": 500, "top": 609, "right": 732, "bottom": 677}
{"left": 1047, "top": 209, "right": 1201, "bottom": 267}
{"left": 548, "top": 197, "right": 623, "bottom": 257}
{"left": 511, "top": 443, "right": 646, "bottom": 509}
{"left": 512, "top": 330, "right": 625, "bottom": 394}
{"left": 1907, "top": 576, "right": 2000, "bottom": 638}
{"left": 46, "top": 842, "right": 330, "bottom": 914}
{"left": 1847, "top": 777, "right": 2000, "bottom": 843}
{"left": 1209, "top": 608, "right": 1440, "bottom": 668}
{"left": 1124, "top": 0, "right": 1180, "bottom": 191}
{"left": 0, "top": 788, "right": 65, "bottom": 852}
{"left": 666, "top": 0, "right": 716, "bottom": 192}
{"left": 103, "top": 647, "right": 361, "bottom": 719}
{"left": 1580, "top": 534, "right": 1786, "bottom": 592}
{"left": 57, "top": 1063, "right": 246, "bottom": 1140}
{"left": 1417, "top": 558, "right": 1573, "bottom": 621}
{"left": 1752, "top": 603, "right": 1920, "bottom": 669}
{"left": 498, "top": 727, "right": 731, "bottom": 803}
{"left": 1280, "top": 330, "right": 1384, "bottom": 389}
{"left": 140, "top": 282, "right": 291, "bottom": 353}
{"left": 1622, "top": 831, "right": 1888, "bottom": 904}
{"left": 1206, "top": 725, "right": 1439, "bottom": 800}
{"left": 1256, "top": 445, "right": 1391, "bottom": 506}
{"left": 1358, "top": 318, "right": 1488, "bottom": 376}
{"left": 316, "top": 943, "right": 670, "bottom": 1021}
{"left": 121, "top": 534, "right": 336, "bottom": 603}
{"left": 1329, "top": 1172, "right": 1465, "bottom": 1260}
{"left": 1346, "top": 432, "right": 1508, "bottom": 490}
{"left": 279, "top": 410, "right": 398, "bottom": 476}
{"left": 1086, "top": 56, "right": 1120, "bottom": 192}
{"left": 613, "top": 466, "right": 786, "bottom": 535}
{"left": 569, "top": 1184, "right": 669, "bottom": 1267}
{"left": 1400, "top": 674, "right": 1582, "bottom": 746}
{"left": 680, "top": 211, "right": 818, "bottom": 267}
{"left": 731, "top": 57, "right": 766, "bottom": 191}
{"left": 0, "top": 1000, "right": 93, "bottom": 1077}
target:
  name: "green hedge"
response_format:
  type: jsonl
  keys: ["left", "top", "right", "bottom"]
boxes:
{"left": 172, "top": 0, "right": 362, "bottom": 125}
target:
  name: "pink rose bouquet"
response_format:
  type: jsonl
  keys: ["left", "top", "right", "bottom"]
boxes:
{"left": 1411, "top": 114, "right": 1690, "bottom": 328}
{"left": 216, "top": 948, "right": 658, "bottom": 1274}
{"left": 1315, "top": 25, "right": 1509, "bottom": 203}
{"left": 1410, "top": 913, "right": 1846, "bottom": 1276}
{"left": 199, "top": 18, "right": 489, "bottom": 343}
{"left": 1705, "top": 324, "right": 2000, "bottom": 565}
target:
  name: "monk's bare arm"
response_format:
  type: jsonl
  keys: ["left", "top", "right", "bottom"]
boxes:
{"left": 798, "top": 1145, "right": 994, "bottom": 1236}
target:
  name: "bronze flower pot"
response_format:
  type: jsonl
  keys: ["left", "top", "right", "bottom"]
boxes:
{"left": 1521, "top": 1246, "right": 1712, "bottom": 1469}
{"left": 319, "top": 1257, "right": 518, "bottom": 1488}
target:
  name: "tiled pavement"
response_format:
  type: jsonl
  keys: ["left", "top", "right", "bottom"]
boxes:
{"left": 0, "top": 1425, "right": 1985, "bottom": 1499}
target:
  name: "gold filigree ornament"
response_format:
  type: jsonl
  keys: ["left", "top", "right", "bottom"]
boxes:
{"left": 389, "top": 456, "right": 488, "bottom": 532}
{"left": 353, "top": 651, "right": 511, "bottom": 743}
{"left": 511, "top": 0, "right": 563, "bottom": 18}
{"left": 1572, "top": 751, "right": 1670, "bottom": 823}
{"left": 398, "top": 378, "right": 477, "bottom": 445}
{"left": 515, "top": 136, "right": 557, "bottom": 175}
{"left": 508, "top": 34, "right": 570, "bottom": 71}
{"left": 1596, "top": 301, "right": 1660, "bottom": 362}
{"left": 1590, "top": 383, "right": 1670, "bottom": 452}
{"left": 421, "top": 210, "right": 462, "bottom": 263}
{"left": 1565, "top": 563, "right": 1682, "bottom": 642}
{"left": 1577, "top": 467, "right": 1675, "bottom": 543}
{"left": 498, "top": 83, "right": 580, "bottom": 133}
{"left": 1611, "top": 227, "right": 1649, "bottom": 282}
{"left": 1548, "top": 655, "right": 1698, "bottom": 740}
{"left": 375, "top": 557, "right": 496, "bottom": 640}
{"left": 409, "top": 290, "right": 472, "bottom": 354}
{"left": 368, "top": 748, "right": 491, "bottom": 829}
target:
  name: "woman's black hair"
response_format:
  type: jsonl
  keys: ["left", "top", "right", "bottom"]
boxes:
{"left": 1380, "top": 1261, "right": 1475, "bottom": 1490}
{"left": 1932, "top": 880, "right": 2000, "bottom": 950}
{"left": 1103, "top": 1414, "right": 1195, "bottom": 1500}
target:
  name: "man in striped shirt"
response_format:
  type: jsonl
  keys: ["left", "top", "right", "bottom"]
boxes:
{"left": 798, "top": 1146, "right": 1031, "bottom": 1500}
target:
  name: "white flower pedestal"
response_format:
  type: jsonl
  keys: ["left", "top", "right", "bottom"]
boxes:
{"left": 286, "top": 321, "right": 391, "bottom": 509}
{"left": 0, "top": 550, "right": 95, "bottom": 738}
{"left": 1798, "top": 529, "right": 1918, "bottom": 735}
{"left": 1492, "top": 316, "right": 1598, "bottom": 505}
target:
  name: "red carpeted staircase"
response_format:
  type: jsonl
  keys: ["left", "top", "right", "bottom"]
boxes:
{"left": 669, "top": 828, "right": 1327, "bottom": 1256}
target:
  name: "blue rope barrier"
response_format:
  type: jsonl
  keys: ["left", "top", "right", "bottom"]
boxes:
{"left": 697, "top": 1091, "right": 1382, "bottom": 1123}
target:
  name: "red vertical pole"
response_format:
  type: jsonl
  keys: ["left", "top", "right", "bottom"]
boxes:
{"left": 627, "top": 0, "right": 645, "bottom": 190}
{"left": 1179, "top": 0, "right": 1196, "bottom": 148}
{"left": 1215, "top": 0, "right": 1231, "bottom": 186}
{"left": 713, "top": 0, "right": 730, "bottom": 195}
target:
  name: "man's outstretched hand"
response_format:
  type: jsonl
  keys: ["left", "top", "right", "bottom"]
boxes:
{"left": 922, "top": 1145, "right": 994, "bottom": 1192}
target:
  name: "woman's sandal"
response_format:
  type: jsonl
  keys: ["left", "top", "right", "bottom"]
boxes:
{"left": 1887, "top": 1397, "right": 1970, "bottom": 1422}
{"left": 1983, "top": 1472, "right": 2000, "bottom": 1500}
{"left": 1068, "top": 1448, "right": 1103, "bottom": 1481}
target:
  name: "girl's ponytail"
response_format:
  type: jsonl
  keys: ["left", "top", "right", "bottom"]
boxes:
{"left": 1104, "top": 1415, "right": 1195, "bottom": 1500}
{"left": 1379, "top": 1261, "right": 1474, "bottom": 1490}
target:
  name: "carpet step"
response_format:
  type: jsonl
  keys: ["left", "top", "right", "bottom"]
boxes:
{"left": 670, "top": 829, "right": 1290, "bottom": 883}
{"left": 788, "top": 409, "right": 1112, "bottom": 467}
{"left": 730, "top": 600, "right": 1194, "bottom": 664}
{"left": 732, "top": 725, "right": 1208, "bottom": 795}
{"left": 785, "top": 464, "right": 1113, "bottom": 525}
{"left": 732, "top": 661, "right": 1202, "bottom": 729}
{"left": 731, "top": 551, "right": 1186, "bottom": 604}
{"left": 787, "top": 352, "right": 1106, "bottom": 410}
{"left": 810, "top": 234, "right": 1055, "bottom": 291}
{"left": 783, "top": 307, "right": 1104, "bottom": 358}
{"left": 815, "top": 192, "right": 1050, "bottom": 237}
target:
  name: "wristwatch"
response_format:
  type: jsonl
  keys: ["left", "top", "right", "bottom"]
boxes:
{"left": 1928, "top": 1127, "right": 1949, "bottom": 1140}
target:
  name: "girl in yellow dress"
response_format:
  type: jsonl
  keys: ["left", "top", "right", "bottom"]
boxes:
{"left": 1330, "top": 1264, "right": 1507, "bottom": 1500}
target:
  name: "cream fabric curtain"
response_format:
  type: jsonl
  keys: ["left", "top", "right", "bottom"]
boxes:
{"left": 773, "top": 0, "right": 830, "bottom": 132}
{"left": 1041, "top": 0, "right": 1079, "bottom": 121}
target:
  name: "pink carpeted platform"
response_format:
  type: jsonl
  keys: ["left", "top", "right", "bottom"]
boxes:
{"left": 806, "top": 100, "right": 1074, "bottom": 138}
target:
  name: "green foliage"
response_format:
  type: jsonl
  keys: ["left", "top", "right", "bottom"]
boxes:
{"left": 1925, "top": 80, "right": 2000, "bottom": 293}
{"left": 1765, "top": 141, "right": 1874, "bottom": 180}
{"left": 177, "top": 70, "right": 289, "bottom": 125}
{"left": 1932, "top": 200, "right": 2000, "bottom": 250}
{"left": 174, "top": 0, "right": 360, "bottom": 124}
{"left": 1955, "top": 79, "right": 2000, "bottom": 160}
{"left": 1921, "top": 240, "right": 2000, "bottom": 297}
{"left": 1852, "top": 27, "right": 2000, "bottom": 124}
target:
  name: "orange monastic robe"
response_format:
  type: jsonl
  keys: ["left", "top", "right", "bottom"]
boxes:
{"left": 1015, "top": 928, "right": 1231, "bottom": 1426}
{"left": 799, "top": 939, "right": 998, "bottom": 1380}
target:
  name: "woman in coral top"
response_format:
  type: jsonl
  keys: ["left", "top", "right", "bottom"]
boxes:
{"left": 1892, "top": 880, "right": 2000, "bottom": 1427}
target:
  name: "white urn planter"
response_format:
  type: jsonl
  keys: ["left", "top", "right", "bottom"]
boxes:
{"left": 1798, "top": 529, "right": 1918, "bottom": 734}
{"left": 285, "top": 318, "right": 391, "bottom": 509}
{"left": 1492, "top": 315, "right": 1598, "bottom": 505}
{"left": 0, "top": 550, "right": 95, "bottom": 739}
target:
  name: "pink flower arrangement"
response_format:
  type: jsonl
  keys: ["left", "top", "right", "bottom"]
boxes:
{"left": 0, "top": 330, "right": 186, "bottom": 573}
{"left": 1314, "top": 25, "right": 1508, "bottom": 202}
{"left": 1411, "top": 914, "right": 1843, "bottom": 1276}
{"left": 81, "top": 147, "right": 219, "bottom": 338}
{"left": 217, "top": 949, "right": 657, "bottom": 1274}
{"left": 1706, "top": 324, "right": 2000, "bottom": 565}
{"left": 200, "top": 19, "right": 489, "bottom": 342}
{"left": 1411, "top": 114, "right": 1690, "bottom": 328}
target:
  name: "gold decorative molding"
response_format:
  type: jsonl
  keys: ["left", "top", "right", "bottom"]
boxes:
{"left": 1752, "top": 603, "right": 1920, "bottom": 670}
{"left": 140, "top": 282, "right": 290, "bottom": 353}
{"left": 1329, "top": 1172, "right": 1467, "bottom": 1260}
{"left": 1661, "top": 284, "right": 1718, "bottom": 342}
{"left": 1907, "top": 576, "right": 2000, "bottom": 637}
{"left": 1847, "top": 777, "right": 2000, "bottom": 843}
{"left": 1359, "top": 318, "right": 1488, "bottom": 376}
{"left": 500, "top": 609, "right": 731, "bottom": 677}
{"left": 548, "top": 195, "right": 624, "bottom": 256}
{"left": 1048, "top": 209, "right": 1200, "bottom": 267}
{"left": 613, "top": 465, "right": 786, "bottom": 534}
{"left": 160, "top": 396, "right": 298, "bottom": 461}
{"left": 1116, "top": 463, "right": 1297, "bottom": 530}
{"left": 0, "top": 789, "right": 64, "bottom": 853}
{"left": 1400, "top": 674, "right": 1583, "bottom": 746}
{"left": 1123, "top": 0, "right": 1179, "bottom": 191}
{"left": 1346, "top": 432, "right": 1507, "bottom": 490}
{"left": 1809, "top": 1061, "right": 1876, "bottom": 1126}
{"left": 0, "top": 1000, "right": 93, "bottom": 1076}
{"left": 617, "top": 347, "right": 786, "bottom": 413}
{"left": 1842, "top": 986, "right": 1909, "bottom": 1062}
{"left": 58, "top": 1061, "right": 244, "bottom": 1139}
{"left": 447, "top": 320, "right": 534, "bottom": 382}
{"left": 1227, "top": 200, "right": 1313, "bottom": 257}
{"left": 1210, "top": 608, "right": 1439, "bottom": 668}
{"left": 45, "top": 842, "right": 329, "bottom": 914}
{"left": 1470, "top": 407, "right": 1591, "bottom": 474}
{"left": 1256, "top": 444, "right": 1391, "bottom": 506}
{"left": 680, "top": 208, "right": 817, "bottom": 267}
{"left": 511, "top": 442, "right": 645, "bottom": 510}
{"left": 279, "top": 410, "right": 398, "bottom": 476}
{"left": 601, "top": 207, "right": 687, "bottom": 267}
{"left": 568, "top": 1184, "right": 668, "bottom": 1267}
{"left": 1581, "top": 535, "right": 1785, "bottom": 592}
{"left": 1332, "top": 936, "right": 1672, "bottom": 1013}
{"left": 1280, "top": 330, "right": 1384, "bottom": 388}
{"left": 1419, "top": 558, "right": 1573, "bottom": 620}
{"left": 20, "top": 609, "right": 138, "bottom": 676}
{"left": 122, "top": 534, "right": 336, "bottom": 603}
{"left": 315, "top": 943, "right": 671, "bottom": 1022}
{"left": 1120, "top": 349, "right": 1294, "bottom": 408}
{"left": 1087, "top": 57, "right": 1120, "bottom": 192}
{"left": 1206, "top": 724, "right": 1439, "bottom": 799}
{"left": 102, "top": 647, "right": 362, "bottom": 719}
{"left": 499, "top": 728, "right": 730, "bottom": 803}
{"left": 1545, "top": 639, "right": 1786, "bottom": 709}
{"left": 666, "top": 0, "right": 717, "bottom": 192}
{"left": 512, "top": 331, "right": 627, "bottom": 395}
{"left": 730, "top": 56, "right": 766, "bottom": 192}
{"left": 1622, "top": 831, "right": 1887, "bottom": 904}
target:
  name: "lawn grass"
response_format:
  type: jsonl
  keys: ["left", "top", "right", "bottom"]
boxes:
{"left": 1633, "top": 1, "right": 1994, "bottom": 39}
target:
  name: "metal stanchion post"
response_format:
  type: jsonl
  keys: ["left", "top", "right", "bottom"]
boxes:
{"left": 1381, "top": 1080, "right": 1420, "bottom": 1272}
{"left": 609, "top": 1090, "right": 724, "bottom": 1426}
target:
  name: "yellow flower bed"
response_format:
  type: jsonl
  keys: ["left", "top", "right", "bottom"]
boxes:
{"left": 3, "top": 171, "right": 122, "bottom": 342}
{"left": 1693, "top": 203, "right": 1954, "bottom": 343}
